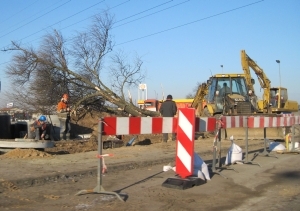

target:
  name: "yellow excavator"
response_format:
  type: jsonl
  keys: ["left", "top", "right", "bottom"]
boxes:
{"left": 191, "top": 51, "right": 298, "bottom": 139}
{"left": 191, "top": 73, "right": 255, "bottom": 117}
{"left": 241, "top": 50, "right": 298, "bottom": 114}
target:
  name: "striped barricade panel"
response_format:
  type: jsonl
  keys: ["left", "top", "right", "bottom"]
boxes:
{"left": 295, "top": 116, "right": 300, "bottom": 125}
{"left": 281, "top": 113, "right": 294, "bottom": 117}
{"left": 176, "top": 108, "right": 195, "bottom": 178}
{"left": 248, "top": 116, "right": 295, "bottom": 128}
{"left": 195, "top": 117, "right": 216, "bottom": 132}
{"left": 221, "top": 116, "right": 247, "bottom": 128}
{"left": 102, "top": 117, "right": 177, "bottom": 135}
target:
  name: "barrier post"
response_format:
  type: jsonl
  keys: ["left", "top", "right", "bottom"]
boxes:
{"left": 285, "top": 125, "right": 300, "bottom": 154}
{"left": 210, "top": 117, "right": 237, "bottom": 179}
{"left": 162, "top": 108, "right": 206, "bottom": 189}
{"left": 237, "top": 116, "right": 261, "bottom": 166}
{"left": 253, "top": 127, "right": 278, "bottom": 159}
{"left": 75, "top": 118, "right": 125, "bottom": 202}
{"left": 291, "top": 125, "right": 295, "bottom": 151}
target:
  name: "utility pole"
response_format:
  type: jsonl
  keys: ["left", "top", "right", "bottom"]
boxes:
{"left": 276, "top": 60, "right": 281, "bottom": 87}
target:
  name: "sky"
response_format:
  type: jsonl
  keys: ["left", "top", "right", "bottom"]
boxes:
{"left": 0, "top": 0, "right": 300, "bottom": 107}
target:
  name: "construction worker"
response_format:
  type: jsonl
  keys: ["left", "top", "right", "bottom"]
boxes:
{"left": 248, "top": 90, "right": 258, "bottom": 110}
{"left": 220, "top": 82, "right": 231, "bottom": 96}
{"left": 159, "top": 94, "right": 177, "bottom": 142}
{"left": 274, "top": 92, "right": 279, "bottom": 107}
{"left": 57, "top": 94, "right": 71, "bottom": 140}
{"left": 214, "top": 90, "right": 223, "bottom": 110}
{"left": 32, "top": 115, "right": 48, "bottom": 141}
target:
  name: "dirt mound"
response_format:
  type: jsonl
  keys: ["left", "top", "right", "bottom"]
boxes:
{"left": 2, "top": 148, "right": 52, "bottom": 159}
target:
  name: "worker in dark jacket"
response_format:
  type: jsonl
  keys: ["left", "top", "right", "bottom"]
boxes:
{"left": 159, "top": 94, "right": 177, "bottom": 142}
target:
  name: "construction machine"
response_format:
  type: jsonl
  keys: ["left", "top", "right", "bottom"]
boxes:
{"left": 191, "top": 73, "right": 255, "bottom": 117}
{"left": 241, "top": 50, "right": 298, "bottom": 114}
{"left": 191, "top": 73, "right": 290, "bottom": 140}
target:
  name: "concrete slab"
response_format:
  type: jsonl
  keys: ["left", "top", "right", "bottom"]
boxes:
{"left": 0, "top": 139, "right": 54, "bottom": 149}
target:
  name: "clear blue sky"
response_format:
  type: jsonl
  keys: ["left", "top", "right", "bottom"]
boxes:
{"left": 0, "top": 0, "right": 299, "bottom": 106}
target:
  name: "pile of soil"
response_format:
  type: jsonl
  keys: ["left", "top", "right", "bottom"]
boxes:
{"left": 2, "top": 148, "right": 52, "bottom": 159}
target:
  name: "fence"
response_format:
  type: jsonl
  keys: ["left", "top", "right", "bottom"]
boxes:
{"left": 76, "top": 109, "right": 300, "bottom": 199}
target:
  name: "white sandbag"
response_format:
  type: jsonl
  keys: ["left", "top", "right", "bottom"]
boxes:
{"left": 200, "top": 162, "right": 211, "bottom": 180}
{"left": 162, "top": 153, "right": 211, "bottom": 180}
{"left": 193, "top": 153, "right": 211, "bottom": 180}
{"left": 269, "top": 142, "right": 286, "bottom": 151}
{"left": 225, "top": 142, "right": 243, "bottom": 165}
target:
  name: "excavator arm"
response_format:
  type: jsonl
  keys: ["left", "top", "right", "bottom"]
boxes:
{"left": 191, "top": 83, "right": 208, "bottom": 116}
{"left": 241, "top": 50, "right": 271, "bottom": 111}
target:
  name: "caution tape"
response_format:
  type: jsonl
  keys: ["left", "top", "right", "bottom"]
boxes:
{"left": 95, "top": 154, "right": 114, "bottom": 173}
{"left": 96, "top": 153, "right": 114, "bottom": 158}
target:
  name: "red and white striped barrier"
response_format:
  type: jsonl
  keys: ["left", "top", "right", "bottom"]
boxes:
{"left": 102, "top": 115, "right": 300, "bottom": 135}
{"left": 248, "top": 116, "right": 296, "bottom": 128}
{"left": 176, "top": 108, "right": 195, "bottom": 178}
{"left": 195, "top": 117, "right": 216, "bottom": 132}
{"left": 281, "top": 113, "right": 294, "bottom": 117}
{"left": 221, "top": 116, "right": 247, "bottom": 128}
{"left": 103, "top": 116, "right": 216, "bottom": 135}
{"left": 294, "top": 116, "right": 300, "bottom": 124}
{"left": 103, "top": 117, "right": 178, "bottom": 135}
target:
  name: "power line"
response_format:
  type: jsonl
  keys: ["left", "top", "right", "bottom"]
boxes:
{"left": 18, "top": 0, "right": 105, "bottom": 42}
{"left": 116, "top": 0, "right": 264, "bottom": 46}
{"left": 1, "top": 0, "right": 68, "bottom": 34}
{"left": 0, "top": 0, "right": 72, "bottom": 39}
{"left": 0, "top": 0, "right": 40, "bottom": 25}
{"left": 114, "top": 0, "right": 174, "bottom": 24}
{"left": 0, "top": 0, "right": 130, "bottom": 66}
{"left": 0, "top": 0, "right": 264, "bottom": 65}
{"left": 1, "top": 0, "right": 173, "bottom": 50}
{"left": 113, "top": 0, "right": 190, "bottom": 29}
{"left": 57, "top": 0, "right": 131, "bottom": 31}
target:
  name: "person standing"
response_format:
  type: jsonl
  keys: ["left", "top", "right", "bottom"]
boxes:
{"left": 57, "top": 94, "right": 71, "bottom": 140}
{"left": 159, "top": 94, "right": 177, "bottom": 142}
{"left": 32, "top": 115, "right": 48, "bottom": 141}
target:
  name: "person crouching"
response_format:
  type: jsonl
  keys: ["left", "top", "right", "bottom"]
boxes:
{"left": 32, "top": 115, "right": 48, "bottom": 141}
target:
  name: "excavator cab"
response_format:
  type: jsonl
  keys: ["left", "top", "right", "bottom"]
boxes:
{"left": 205, "top": 74, "right": 253, "bottom": 115}
{"left": 269, "top": 87, "right": 298, "bottom": 113}
{"left": 270, "top": 87, "right": 288, "bottom": 110}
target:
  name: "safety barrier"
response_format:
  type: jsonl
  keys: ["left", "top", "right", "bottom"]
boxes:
{"left": 176, "top": 109, "right": 195, "bottom": 178}
{"left": 248, "top": 116, "right": 299, "bottom": 128}
{"left": 102, "top": 116, "right": 216, "bottom": 135}
{"left": 76, "top": 111, "right": 300, "bottom": 198}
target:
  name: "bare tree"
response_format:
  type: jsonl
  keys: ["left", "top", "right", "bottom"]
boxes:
{"left": 109, "top": 50, "right": 146, "bottom": 103}
{"left": 3, "top": 11, "right": 158, "bottom": 117}
{"left": 186, "top": 81, "right": 203, "bottom": 99}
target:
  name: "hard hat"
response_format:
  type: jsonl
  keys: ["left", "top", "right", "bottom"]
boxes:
{"left": 249, "top": 90, "right": 252, "bottom": 94}
{"left": 39, "top": 115, "right": 46, "bottom": 122}
{"left": 63, "top": 94, "right": 69, "bottom": 99}
{"left": 276, "top": 93, "right": 279, "bottom": 96}
{"left": 216, "top": 90, "right": 219, "bottom": 95}
{"left": 167, "top": 94, "right": 173, "bottom": 99}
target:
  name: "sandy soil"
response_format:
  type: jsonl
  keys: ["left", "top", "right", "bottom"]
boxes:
{"left": 1, "top": 111, "right": 300, "bottom": 210}
{"left": 0, "top": 147, "right": 300, "bottom": 211}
